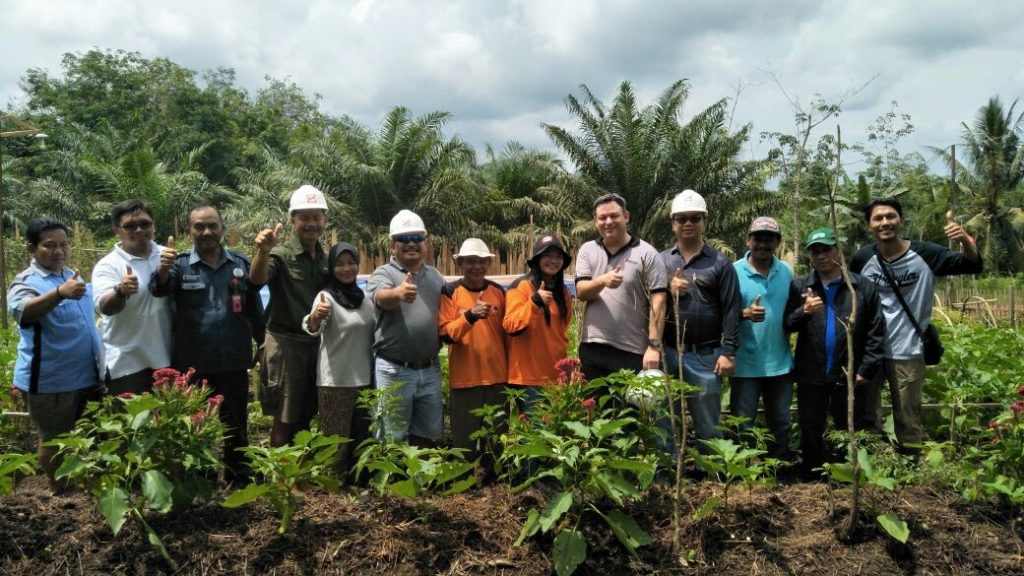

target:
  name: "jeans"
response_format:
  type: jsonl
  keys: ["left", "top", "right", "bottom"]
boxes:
{"left": 659, "top": 346, "right": 724, "bottom": 455}
{"left": 729, "top": 374, "right": 793, "bottom": 460}
{"left": 374, "top": 357, "right": 443, "bottom": 442}
{"left": 885, "top": 358, "right": 927, "bottom": 447}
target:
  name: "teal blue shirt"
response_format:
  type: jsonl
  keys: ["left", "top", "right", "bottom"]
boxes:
{"left": 733, "top": 253, "right": 793, "bottom": 377}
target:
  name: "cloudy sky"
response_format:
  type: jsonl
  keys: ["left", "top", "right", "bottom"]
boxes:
{"left": 3, "top": 0, "right": 1022, "bottom": 175}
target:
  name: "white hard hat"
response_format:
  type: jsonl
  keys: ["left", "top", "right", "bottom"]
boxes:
{"left": 389, "top": 209, "right": 427, "bottom": 237}
{"left": 453, "top": 238, "right": 494, "bottom": 260}
{"left": 670, "top": 189, "right": 707, "bottom": 215}
{"left": 289, "top": 185, "right": 329, "bottom": 214}
{"left": 625, "top": 369, "right": 666, "bottom": 411}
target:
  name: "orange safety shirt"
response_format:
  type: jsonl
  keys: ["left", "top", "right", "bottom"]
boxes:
{"left": 439, "top": 279, "right": 508, "bottom": 389}
{"left": 503, "top": 275, "right": 573, "bottom": 386}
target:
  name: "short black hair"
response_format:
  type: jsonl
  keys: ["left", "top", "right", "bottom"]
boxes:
{"left": 593, "top": 192, "right": 627, "bottom": 212}
{"left": 26, "top": 219, "right": 71, "bottom": 246}
{"left": 110, "top": 199, "right": 154, "bottom": 227}
{"left": 187, "top": 204, "right": 222, "bottom": 225}
{"left": 863, "top": 198, "right": 903, "bottom": 222}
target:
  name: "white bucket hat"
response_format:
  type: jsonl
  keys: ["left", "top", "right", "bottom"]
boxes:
{"left": 453, "top": 238, "right": 494, "bottom": 260}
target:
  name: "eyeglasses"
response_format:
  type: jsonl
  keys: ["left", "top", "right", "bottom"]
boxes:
{"left": 120, "top": 220, "right": 154, "bottom": 232}
{"left": 672, "top": 215, "right": 704, "bottom": 224}
{"left": 395, "top": 234, "right": 425, "bottom": 244}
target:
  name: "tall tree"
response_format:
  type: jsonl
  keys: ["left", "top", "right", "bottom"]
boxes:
{"left": 543, "top": 80, "right": 771, "bottom": 251}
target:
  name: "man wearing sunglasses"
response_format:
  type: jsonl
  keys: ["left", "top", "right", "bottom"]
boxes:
{"left": 367, "top": 209, "right": 445, "bottom": 445}
{"left": 91, "top": 199, "right": 173, "bottom": 395}
{"left": 658, "top": 189, "right": 740, "bottom": 449}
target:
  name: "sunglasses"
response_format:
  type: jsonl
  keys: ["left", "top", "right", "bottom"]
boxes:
{"left": 395, "top": 234, "right": 425, "bottom": 244}
{"left": 120, "top": 220, "right": 154, "bottom": 232}
{"left": 672, "top": 215, "right": 704, "bottom": 224}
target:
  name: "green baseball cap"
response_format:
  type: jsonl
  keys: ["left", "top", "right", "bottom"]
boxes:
{"left": 805, "top": 227, "right": 837, "bottom": 248}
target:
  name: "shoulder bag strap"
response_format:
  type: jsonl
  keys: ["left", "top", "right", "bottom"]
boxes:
{"left": 874, "top": 246, "right": 926, "bottom": 339}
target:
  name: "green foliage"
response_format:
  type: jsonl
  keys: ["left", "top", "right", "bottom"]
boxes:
{"left": 0, "top": 452, "right": 36, "bottom": 496}
{"left": 825, "top": 447, "right": 909, "bottom": 543}
{"left": 494, "top": 364, "right": 660, "bottom": 575}
{"left": 48, "top": 368, "right": 225, "bottom": 563}
{"left": 223, "top": 429, "right": 346, "bottom": 534}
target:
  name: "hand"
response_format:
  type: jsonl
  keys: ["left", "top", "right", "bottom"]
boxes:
{"left": 744, "top": 293, "right": 765, "bottom": 322}
{"left": 943, "top": 211, "right": 973, "bottom": 245}
{"left": 396, "top": 273, "right": 418, "bottom": 303}
{"left": 470, "top": 299, "right": 492, "bottom": 319}
{"left": 802, "top": 287, "right": 824, "bottom": 315}
{"left": 600, "top": 265, "right": 624, "bottom": 289}
{"left": 670, "top": 267, "right": 690, "bottom": 296}
{"left": 855, "top": 374, "right": 867, "bottom": 386}
{"left": 60, "top": 270, "right": 87, "bottom": 301}
{"left": 714, "top": 354, "right": 735, "bottom": 377}
{"left": 118, "top": 264, "right": 139, "bottom": 297}
{"left": 158, "top": 237, "right": 177, "bottom": 275}
{"left": 642, "top": 346, "right": 661, "bottom": 370}
{"left": 536, "top": 288, "right": 553, "bottom": 305}
{"left": 255, "top": 223, "right": 284, "bottom": 254}
{"left": 310, "top": 293, "right": 331, "bottom": 324}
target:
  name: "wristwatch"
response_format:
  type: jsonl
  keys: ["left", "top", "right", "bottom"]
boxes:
{"left": 647, "top": 338, "right": 662, "bottom": 350}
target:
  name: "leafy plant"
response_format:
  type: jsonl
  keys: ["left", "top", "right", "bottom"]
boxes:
{"left": 825, "top": 447, "right": 909, "bottom": 543}
{"left": 353, "top": 384, "right": 477, "bottom": 499}
{"left": 497, "top": 364, "right": 660, "bottom": 576}
{"left": 223, "top": 429, "right": 346, "bottom": 534}
{"left": 49, "top": 368, "right": 226, "bottom": 563}
{"left": 0, "top": 451, "right": 36, "bottom": 496}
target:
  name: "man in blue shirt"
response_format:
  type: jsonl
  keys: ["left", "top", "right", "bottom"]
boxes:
{"left": 151, "top": 205, "right": 264, "bottom": 482}
{"left": 732, "top": 217, "right": 797, "bottom": 459}
{"left": 9, "top": 219, "right": 103, "bottom": 489}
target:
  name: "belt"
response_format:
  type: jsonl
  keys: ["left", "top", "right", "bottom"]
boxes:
{"left": 681, "top": 343, "right": 718, "bottom": 354}
{"left": 378, "top": 354, "right": 437, "bottom": 370}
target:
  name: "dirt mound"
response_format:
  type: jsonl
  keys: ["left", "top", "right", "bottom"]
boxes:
{"left": 2, "top": 475, "right": 1021, "bottom": 575}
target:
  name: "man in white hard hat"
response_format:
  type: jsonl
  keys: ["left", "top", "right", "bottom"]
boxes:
{"left": 439, "top": 238, "right": 507, "bottom": 464}
{"left": 575, "top": 193, "right": 667, "bottom": 381}
{"left": 366, "top": 209, "right": 446, "bottom": 445}
{"left": 250, "top": 184, "right": 329, "bottom": 446}
{"left": 659, "top": 189, "right": 740, "bottom": 451}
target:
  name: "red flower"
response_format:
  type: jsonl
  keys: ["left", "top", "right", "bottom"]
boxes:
{"left": 1011, "top": 399, "right": 1024, "bottom": 415}
{"left": 192, "top": 412, "right": 206, "bottom": 423}
{"left": 207, "top": 394, "right": 224, "bottom": 408}
{"left": 517, "top": 412, "right": 527, "bottom": 423}
{"left": 988, "top": 419, "right": 1000, "bottom": 429}
{"left": 1016, "top": 383, "right": 1024, "bottom": 397}
{"left": 581, "top": 398, "right": 596, "bottom": 410}
{"left": 9, "top": 386, "right": 20, "bottom": 397}
{"left": 555, "top": 357, "right": 583, "bottom": 385}
{"left": 152, "top": 368, "right": 180, "bottom": 382}
{"left": 118, "top": 392, "right": 135, "bottom": 399}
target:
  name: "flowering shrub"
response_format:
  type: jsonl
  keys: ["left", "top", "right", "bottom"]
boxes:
{"left": 48, "top": 368, "right": 225, "bottom": 563}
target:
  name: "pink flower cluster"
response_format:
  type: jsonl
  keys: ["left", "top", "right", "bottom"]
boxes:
{"left": 555, "top": 357, "right": 584, "bottom": 385}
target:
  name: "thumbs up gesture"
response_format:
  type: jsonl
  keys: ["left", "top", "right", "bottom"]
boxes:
{"left": 311, "top": 292, "right": 331, "bottom": 324}
{"left": 802, "top": 287, "right": 824, "bottom": 315}
{"left": 397, "top": 273, "right": 418, "bottom": 303}
{"left": 943, "top": 210, "right": 972, "bottom": 245}
{"left": 158, "top": 236, "right": 177, "bottom": 275}
{"left": 255, "top": 223, "right": 284, "bottom": 254}
{"left": 744, "top": 293, "right": 765, "bottom": 322}
{"left": 60, "top": 269, "right": 87, "bottom": 300}
{"left": 118, "top": 264, "right": 139, "bottom": 297}
{"left": 470, "top": 298, "right": 492, "bottom": 319}
{"left": 670, "top": 267, "right": 690, "bottom": 296}
{"left": 601, "top": 264, "right": 624, "bottom": 289}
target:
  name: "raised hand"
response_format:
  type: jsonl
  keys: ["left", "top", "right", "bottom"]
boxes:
{"left": 943, "top": 210, "right": 972, "bottom": 245}
{"left": 601, "top": 265, "right": 624, "bottom": 289}
{"left": 470, "top": 298, "right": 492, "bottom": 319}
{"left": 311, "top": 292, "right": 331, "bottom": 324}
{"left": 536, "top": 287, "right": 553, "bottom": 306}
{"left": 158, "top": 236, "right": 177, "bottom": 275}
{"left": 670, "top": 267, "right": 690, "bottom": 296}
{"left": 802, "top": 287, "right": 824, "bottom": 315}
{"left": 119, "top": 264, "right": 139, "bottom": 296}
{"left": 255, "top": 223, "right": 284, "bottom": 253}
{"left": 745, "top": 293, "right": 765, "bottom": 322}
{"left": 61, "top": 269, "right": 87, "bottom": 300}
{"left": 396, "top": 273, "right": 418, "bottom": 303}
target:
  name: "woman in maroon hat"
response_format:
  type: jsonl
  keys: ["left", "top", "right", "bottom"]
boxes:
{"left": 504, "top": 234, "right": 574, "bottom": 393}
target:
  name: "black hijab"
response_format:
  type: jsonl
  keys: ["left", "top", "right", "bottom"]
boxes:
{"left": 326, "top": 242, "right": 364, "bottom": 309}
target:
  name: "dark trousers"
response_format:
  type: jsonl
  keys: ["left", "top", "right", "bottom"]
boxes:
{"left": 796, "top": 380, "right": 870, "bottom": 472}
{"left": 105, "top": 368, "right": 154, "bottom": 396}
{"left": 579, "top": 342, "right": 643, "bottom": 383}
{"left": 318, "top": 385, "right": 372, "bottom": 481}
{"left": 200, "top": 370, "right": 250, "bottom": 480}
{"left": 450, "top": 384, "right": 507, "bottom": 466}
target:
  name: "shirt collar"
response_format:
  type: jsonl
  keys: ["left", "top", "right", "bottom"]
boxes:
{"left": 739, "top": 252, "right": 781, "bottom": 278}
{"left": 113, "top": 241, "right": 158, "bottom": 261}
{"left": 188, "top": 246, "right": 232, "bottom": 268}
{"left": 28, "top": 260, "right": 70, "bottom": 279}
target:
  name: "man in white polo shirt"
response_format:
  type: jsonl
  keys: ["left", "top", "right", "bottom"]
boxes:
{"left": 91, "top": 199, "right": 173, "bottom": 395}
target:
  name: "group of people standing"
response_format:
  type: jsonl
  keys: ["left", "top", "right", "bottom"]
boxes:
{"left": 10, "top": 184, "right": 981, "bottom": 491}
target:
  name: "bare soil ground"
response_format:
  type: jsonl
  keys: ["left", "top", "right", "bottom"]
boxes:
{"left": 2, "top": 474, "right": 1022, "bottom": 575}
